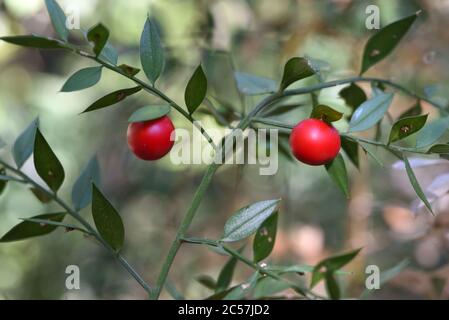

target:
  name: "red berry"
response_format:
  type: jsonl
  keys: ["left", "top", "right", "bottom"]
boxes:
{"left": 289, "top": 118, "right": 341, "bottom": 166}
{"left": 127, "top": 116, "right": 175, "bottom": 161}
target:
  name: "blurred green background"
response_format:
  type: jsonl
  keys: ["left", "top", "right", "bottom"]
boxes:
{"left": 1, "top": 0, "right": 449, "bottom": 299}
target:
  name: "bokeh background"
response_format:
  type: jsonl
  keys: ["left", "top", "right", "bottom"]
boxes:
{"left": 1, "top": 0, "right": 449, "bottom": 299}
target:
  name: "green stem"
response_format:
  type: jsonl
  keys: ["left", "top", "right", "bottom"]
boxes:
{"left": 150, "top": 163, "right": 220, "bottom": 299}
{"left": 0, "top": 159, "right": 153, "bottom": 296}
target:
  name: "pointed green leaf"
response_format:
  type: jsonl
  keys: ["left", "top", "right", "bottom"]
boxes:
{"left": 13, "top": 118, "right": 39, "bottom": 168}
{"left": 128, "top": 105, "right": 170, "bottom": 123}
{"left": 60, "top": 66, "right": 102, "bottom": 92}
{"left": 91, "top": 184, "right": 124, "bottom": 251}
{"left": 0, "top": 35, "right": 65, "bottom": 49}
{"left": 339, "top": 83, "right": 367, "bottom": 111}
{"left": 215, "top": 248, "right": 242, "bottom": 293}
{"left": 416, "top": 117, "right": 449, "bottom": 148}
{"left": 279, "top": 57, "right": 315, "bottom": 92}
{"left": 253, "top": 276, "right": 291, "bottom": 299}
{"left": 82, "top": 86, "right": 142, "bottom": 113}
{"left": 21, "top": 217, "right": 90, "bottom": 235}
{"left": 311, "top": 105, "right": 343, "bottom": 122}
{"left": 388, "top": 114, "right": 428, "bottom": 144}
{"left": 72, "top": 156, "right": 101, "bottom": 211}
{"left": 34, "top": 129, "right": 65, "bottom": 192}
{"left": 253, "top": 211, "right": 278, "bottom": 263}
{"left": 118, "top": 64, "right": 140, "bottom": 77}
{"left": 348, "top": 93, "right": 393, "bottom": 132}
{"left": 222, "top": 272, "right": 259, "bottom": 300}
{"left": 221, "top": 199, "right": 280, "bottom": 242}
{"left": 325, "top": 154, "right": 349, "bottom": 198}
{"left": 45, "top": 0, "right": 69, "bottom": 41}
{"left": 140, "top": 18, "right": 164, "bottom": 85}
{"left": 360, "top": 12, "right": 418, "bottom": 74}
{"left": 99, "top": 42, "right": 118, "bottom": 65}
{"left": 402, "top": 154, "right": 434, "bottom": 215}
{"left": 185, "top": 65, "right": 207, "bottom": 114}
{"left": 196, "top": 275, "right": 217, "bottom": 290}
{"left": 428, "top": 143, "right": 449, "bottom": 154}
{"left": 325, "top": 272, "right": 340, "bottom": 300}
{"left": 87, "top": 23, "right": 109, "bottom": 56}
{"left": 30, "top": 187, "right": 52, "bottom": 203}
{"left": 341, "top": 137, "right": 359, "bottom": 169}
{"left": 234, "top": 72, "right": 277, "bottom": 95}
{"left": 0, "top": 213, "right": 65, "bottom": 243}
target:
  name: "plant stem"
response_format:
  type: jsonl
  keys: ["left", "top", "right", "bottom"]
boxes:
{"left": 150, "top": 162, "right": 220, "bottom": 299}
{"left": 0, "top": 159, "right": 153, "bottom": 296}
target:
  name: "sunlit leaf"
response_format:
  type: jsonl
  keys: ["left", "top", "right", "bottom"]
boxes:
{"left": 253, "top": 212, "right": 278, "bottom": 263}
{"left": 402, "top": 154, "right": 434, "bottom": 215}
{"left": 91, "top": 184, "right": 124, "bottom": 251}
{"left": 279, "top": 57, "right": 315, "bottom": 92}
{"left": 13, "top": 118, "right": 39, "bottom": 169}
{"left": 87, "top": 23, "right": 109, "bottom": 56}
{"left": 185, "top": 65, "right": 207, "bottom": 114}
{"left": 140, "top": 17, "right": 164, "bottom": 85}
{"left": 82, "top": 86, "right": 142, "bottom": 113}
{"left": 128, "top": 105, "right": 170, "bottom": 123}
{"left": 388, "top": 114, "right": 428, "bottom": 144}
{"left": 348, "top": 93, "right": 393, "bottom": 132}
{"left": 0, "top": 213, "right": 65, "bottom": 243}
{"left": 360, "top": 12, "right": 419, "bottom": 74}
{"left": 45, "top": 0, "right": 69, "bottom": 41}
{"left": 72, "top": 156, "right": 101, "bottom": 211}
{"left": 221, "top": 199, "right": 280, "bottom": 242}
{"left": 34, "top": 129, "right": 65, "bottom": 192}
{"left": 234, "top": 72, "right": 277, "bottom": 95}
{"left": 60, "top": 66, "right": 102, "bottom": 92}
{"left": 325, "top": 154, "right": 349, "bottom": 198}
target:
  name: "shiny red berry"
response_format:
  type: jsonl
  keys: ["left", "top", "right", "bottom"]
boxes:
{"left": 289, "top": 118, "right": 341, "bottom": 166}
{"left": 127, "top": 116, "right": 175, "bottom": 161}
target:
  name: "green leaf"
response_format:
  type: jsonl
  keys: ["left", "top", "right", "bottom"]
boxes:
{"left": 30, "top": 187, "right": 52, "bottom": 203}
{"left": 311, "top": 248, "right": 361, "bottom": 288}
{"left": 325, "top": 272, "right": 340, "bottom": 300}
{"left": 128, "top": 105, "right": 170, "bottom": 123}
{"left": 118, "top": 64, "right": 140, "bottom": 77}
{"left": 72, "top": 156, "right": 101, "bottom": 211}
{"left": 310, "top": 105, "right": 343, "bottom": 122}
{"left": 21, "top": 217, "right": 90, "bottom": 235}
{"left": 99, "top": 42, "right": 118, "bottom": 65}
{"left": 402, "top": 155, "right": 434, "bottom": 215}
{"left": 279, "top": 57, "right": 315, "bottom": 92}
{"left": 0, "top": 168, "right": 7, "bottom": 196}
{"left": 45, "top": 0, "right": 69, "bottom": 41}
{"left": 253, "top": 277, "right": 291, "bottom": 299}
{"left": 359, "top": 142, "right": 384, "bottom": 167}
{"left": 325, "top": 154, "right": 349, "bottom": 198}
{"left": 91, "top": 184, "right": 125, "bottom": 252}
{"left": 13, "top": 118, "right": 39, "bottom": 168}
{"left": 388, "top": 114, "right": 428, "bottom": 144}
{"left": 399, "top": 101, "right": 422, "bottom": 118}
{"left": 185, "top": 65, "right": 207, "bottom": 114}
{"left": 262, "top": 103, "right": 304, "bottom": 117}
{"left": 341, "top": 137, "right": 359, "bottom": 169}
{"left": 428, "top": 143, "right": 449, "bottom": 154}
{"left": 215, "top": 248, "right": 242, "bottom": 293}
{"left": 0, "top": 213, "right": 65, "bottom": 243}
{"left": 222, "top": 272, "right": 259, "bottom": 300}
{"left": 360, "top": 12, "right": 418, "bottom": 74}
{"left": 34, "top": 129, "right": 65, "bottom": 192}
{"left": 220, "top": 199, "right": 280, "bottom": 242}
{"left": 0, "top": 35, "right": 65, "bottom": 49}
{"left": 416, "top": 117, "right": 449, "bottom": 149}
{"left": 234, "top": 72, "right": 277, "bottom": 95}
{"left": 253, "top": 211, "right": 278, "bottom": 263}
{"left": 348, "top": 93, "right": 393, "bottom": 132}
{"left": 196, "top": 275, "right": 217, "bottom": 290}
{"left": 339, "top": 83, "right": 367, "bottom": 111}
{"left": 87, "top": 23, "right": 109, "bottom": 56}
{"left": 60, "top": 66, "right": 102, "bottom": 92}
{"left": 82, "top": 86, "right": 142, "bottom": 113}
{"left": 140, "top": 17, "right": 164, "bottom": 85}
